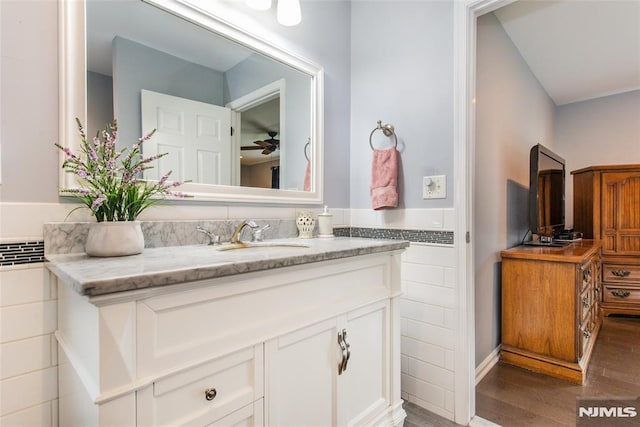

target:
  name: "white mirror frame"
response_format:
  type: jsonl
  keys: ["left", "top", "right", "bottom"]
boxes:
{"left": 59, "top": 0, "right": 324, "bottom": 204}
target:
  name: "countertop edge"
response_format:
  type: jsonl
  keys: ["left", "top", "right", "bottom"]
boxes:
{"left": 47, "top": 239, "right": 410, "bottom": 297}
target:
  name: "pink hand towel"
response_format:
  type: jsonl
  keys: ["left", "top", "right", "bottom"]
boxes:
{"left": 370, "top": 148, "right": 399, "bottom": 210}
{"left": 303, "top": 160, "right": 311, "bottom": 191}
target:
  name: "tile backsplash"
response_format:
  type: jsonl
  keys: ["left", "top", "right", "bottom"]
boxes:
{"left": 43, "top": 219, "right": 298, "bottom": 255}
{"left": 0, "top": 241, "right": 45, "bottom": 266}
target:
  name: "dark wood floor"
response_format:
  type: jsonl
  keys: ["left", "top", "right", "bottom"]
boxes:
{"left": 476, "top": 315, "right": 640, "bottom": 426}
{"left": 402, "top": 316, "right": 639, "bottom": 426}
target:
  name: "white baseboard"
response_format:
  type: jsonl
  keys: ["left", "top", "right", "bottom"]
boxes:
{"left": 475, "top": 345, "right": 501, "bottom": 385}
{"left": 470, "top": 415, "right": 502, "bottom": 426}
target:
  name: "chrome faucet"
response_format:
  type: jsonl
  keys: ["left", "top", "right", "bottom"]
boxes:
{"left": 230, "top": 220, "right": 259, "bottom": 244}
{"left": 196, "top": 226, "right": 220, "bottom": 245}
{"left": 252, "top": 224, "right": 271, "bottom": 242}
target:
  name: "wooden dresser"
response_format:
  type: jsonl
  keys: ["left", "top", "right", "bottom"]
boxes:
{"left": 572, "top": 165, "right": 640, "bottom": 316}
{"left": 500, "top": 240, "right": 602, "bottom": 384}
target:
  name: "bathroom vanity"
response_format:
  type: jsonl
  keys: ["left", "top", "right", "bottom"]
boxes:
{"left": 47, "top": 238, "right": 409, "bottom": 426}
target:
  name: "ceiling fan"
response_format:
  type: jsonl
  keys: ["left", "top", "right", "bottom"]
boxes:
{"left": 241, "top": 131, "right": 280, "bottom": 155}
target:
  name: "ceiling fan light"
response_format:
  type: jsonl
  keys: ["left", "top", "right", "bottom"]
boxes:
{"left": 246, "top": 0, "right": 272, "bottom": 11}
{"left": 277, "top": 0, "right": 301, "bottom": 26}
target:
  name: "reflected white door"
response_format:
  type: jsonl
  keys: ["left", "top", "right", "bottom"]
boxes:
{"left": 141, "top": 90, "right": 231, "bottom": 185}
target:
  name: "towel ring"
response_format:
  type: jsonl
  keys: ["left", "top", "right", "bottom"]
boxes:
{"left": 304, "top": 139, "right": 311, "bottom": 161}
{"left": 369, "top": 120, "right": 397, "bottom": 151}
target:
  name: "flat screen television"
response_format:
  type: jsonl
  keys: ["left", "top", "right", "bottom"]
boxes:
{"left": 528, "top": 144, "right": 566, "bottom": 243}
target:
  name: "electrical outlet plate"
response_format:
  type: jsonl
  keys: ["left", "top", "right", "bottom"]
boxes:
{"left": 423, "top": 175, "right": 446, "bottom": 199}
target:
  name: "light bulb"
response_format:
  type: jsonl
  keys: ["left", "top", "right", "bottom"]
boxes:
{"left": 246, "top": 0, "right": 271, "bottom": 11}
{"left": 277, "top": 0, "right": 301, "bottom": 26}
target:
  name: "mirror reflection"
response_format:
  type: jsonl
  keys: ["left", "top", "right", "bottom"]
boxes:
{"left": 86, "top": 0, "right": 313, "bottom": 191}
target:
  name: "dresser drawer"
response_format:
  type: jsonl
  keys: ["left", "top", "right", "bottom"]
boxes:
{"left": 602, "top": 263, "right": 640, "bottom": 283}
{"left": 137, "top": 345, "right": 263, "bottom": 426}
{"left": 579, "top": 260, "right": 596, "bottom": 292}
{"left": 579, "top": 313, "right": 592, "bottom": 360}
{"left": 603, "top": 284, "right": 640, "bottom": 304}
{"left": 579, "top": 286, "right": 593, "bottom": 323}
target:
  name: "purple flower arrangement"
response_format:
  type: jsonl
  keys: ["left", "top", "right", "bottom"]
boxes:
{"left": 56, "top": 118, "right": 189, "bottom": 222}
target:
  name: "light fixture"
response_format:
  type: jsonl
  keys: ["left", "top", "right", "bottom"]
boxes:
{"left": 277, "top": 0, "right": 301, "bottom": 26}
{"left": 246, "top": 0, "right": 272, "bottom": 11}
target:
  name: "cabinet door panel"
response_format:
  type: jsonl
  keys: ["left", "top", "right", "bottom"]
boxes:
{"left": 267, "top": 318, "right": 339, "bottom": 427}
{"left": 340, "top": 301, "right": 389, "bottom": 427}
{"left": 602, "top": 172, "right": 640, "bottom": 256}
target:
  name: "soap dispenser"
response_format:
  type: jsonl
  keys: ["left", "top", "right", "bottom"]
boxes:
{"left": 317, "top": 205, "right": 334, "bottom": 238}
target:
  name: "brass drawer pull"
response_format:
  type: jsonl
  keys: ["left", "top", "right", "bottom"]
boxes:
{"left": 611, "top": 270, "right": 631, "bottom": 278}
{"left": 611, "top": 289, "right": 631, "bottom": 298}
{"left": 204, "top": 388, "right": 217, "bottom": 401}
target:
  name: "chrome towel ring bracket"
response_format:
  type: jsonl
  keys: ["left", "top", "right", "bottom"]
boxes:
{"left": 369, "top": 120, "right": 398, "bottom": 150}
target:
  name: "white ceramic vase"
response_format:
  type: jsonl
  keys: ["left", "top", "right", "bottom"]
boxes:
{"left": 85, "top": 221, "right": 144, "bottom": 257}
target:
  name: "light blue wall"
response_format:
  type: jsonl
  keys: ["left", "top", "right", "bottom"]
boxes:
{"left": 238, "top": 0, "right": 352, "bottom": 207}
{"left": 112, "top": 36, "right": 225, "bottom": 152}
{"left": 224, "top": 54, "right": 311, "bottom": 191}
{"left": 474, "top": 12, "right": 557, "bottom": 366}
{"left": 87, "top": 71, "right": 113, "bottom": 138}
{"left": 350, "top": 1, "right": 454, "bottom": 209}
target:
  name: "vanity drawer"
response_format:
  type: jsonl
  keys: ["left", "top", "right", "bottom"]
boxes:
{"left": 603, "top": 263, "right": 640, "bottom": 283}
{"left": 137, "top": 345, "right": 263, "bottom": 427}
{"left": 208, "top": 399, "right": 263, "bottom": 427}
{"left": 603, "top": 284, "right": 640, "bottom": 304}
{"left": 137, "top": 256, "right": 392, "bottom": 376}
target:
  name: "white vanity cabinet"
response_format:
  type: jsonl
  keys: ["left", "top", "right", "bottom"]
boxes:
{"left": 267, "top": 300, "right": 391, "bottom": 426}
{"left": 52, "top": 247, "right": 406, "bottom": 427}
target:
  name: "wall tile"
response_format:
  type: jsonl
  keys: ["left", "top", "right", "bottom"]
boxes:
{"left": 0, "top": 203, "right": 91, "bottom": 239}
{"left": 403, "top": 263, "right": 444, "bottom": 286}
{"left": 51, "top": 399, "right": 58, "bottom": 427}
{"left": 400, "top": 336, "right": 446, "bottom": 368}
{"left": 405, "top": 282, "right": 455, "bottom": 308}
{"left": 0, "top": 367, "right": 57, "bottom": 416}
{"left": 406, "top": 319, "right": 455, "bottom": 350}
{"left": 408, "top": 357, "right": 455, "bottom": 391}
{"left": 445, "top": 350, "right": 455, "bottom": 372}
{"left": 0, "top": 401, "right": 51, "bottom": 427}
{"left": 400, "top": 298, "right": 444, "bottom": 327}
{"left": 445, "top": 390, "right": 455, "bottom": 413}
{"left": 0, "top": 335, "right": 52, "bottom": 380}
{"left": 444, "top": 267, "right": 456, "bottom": 288}
{"left": 0, "top": 268, "right": 50, "bottom": 307}
{"left": 50, "top": 335, "right": 58, "bottom": 366}
{"left": 403, "top": 244, "right": 455, "bottom": 267}
{"left": 0, "top": 301, "right": 57, "bottom": 343}
{"left": 401, "top": 373, "right": 446, "bottom": 408}
{"left": 442, "top": 208, "right": 455, "bottom": 231}
{"left": 443, "top": 308, "right": 456, "bottom": 329}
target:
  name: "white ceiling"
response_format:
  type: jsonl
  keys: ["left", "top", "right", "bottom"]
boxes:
{"left": 494, "top": 0, "right": 640, "bottom": 106}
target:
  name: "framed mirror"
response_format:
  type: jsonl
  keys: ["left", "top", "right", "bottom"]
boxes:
{"left": 59, "top": 0, "right": 324, "bottom": 204}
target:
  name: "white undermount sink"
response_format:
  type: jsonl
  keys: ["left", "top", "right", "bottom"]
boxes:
{"left": 215, "top": 241, "right": 311, "bottom": 251}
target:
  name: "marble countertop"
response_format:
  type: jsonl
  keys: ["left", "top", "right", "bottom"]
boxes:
{"left": 46, "top": 237, "right": 409, "bottom": 297}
